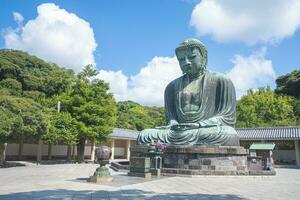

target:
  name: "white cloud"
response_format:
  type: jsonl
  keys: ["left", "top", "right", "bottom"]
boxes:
{"left": 190, "top": 0, "right": 300, "bottom": 45}
{"left": 95, "top": 56, "right": 181, "bottom": 106}
{"left": 4, "top": 3, "right": 97, "bottom": 72}
{"left": 227, "top": 48, "right": 276, "bottom": 98}
{"left": 13, "top": 12, "right": 24, "bottom": 25}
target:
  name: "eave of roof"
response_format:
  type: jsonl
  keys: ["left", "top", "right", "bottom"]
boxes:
{"left": 109, "top": 128, "right": 138, "bottom": 140}
{"left": 237, "top": 126, "right": 300, "bottom": 140}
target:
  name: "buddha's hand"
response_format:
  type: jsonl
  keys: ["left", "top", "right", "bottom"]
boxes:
{"left": 156, "top": 121, "right": 178, "bottom": 129}
{"left": 171, "top": 123, "right": 200, "bottom": 131}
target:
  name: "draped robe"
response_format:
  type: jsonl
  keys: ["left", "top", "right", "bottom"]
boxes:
{"left": 137, "top": 71, "right": 239, "bottom": 146}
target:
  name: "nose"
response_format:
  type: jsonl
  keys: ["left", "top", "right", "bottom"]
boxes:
{"left": 183, "top": 57, "right": 191, "bottom": 66}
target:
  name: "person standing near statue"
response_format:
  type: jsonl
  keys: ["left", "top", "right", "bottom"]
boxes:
{"left": 137, "top": 38, "right": 239, "bottom": 146}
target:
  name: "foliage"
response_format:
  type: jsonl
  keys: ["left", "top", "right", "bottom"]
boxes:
{"left": 0, "top": 107, "right": 21, "bottom": 142}
{"left": 0, "top": 49, "right": 74, "bottom": 98}
{"left": 275, "top": 70, "right": 300, "bottom": 98}
{"left": 275, "top": 70, "right": 300, "bottom": 123}
{"left": 78, "top": 64, "right": 98, "bottom": 81}
{"left": 116, "top": 101, "right": 166, "bottom": 131}
{"left": 236, "top": 87, "right": 297, "bottom": 128}
{"left": 0, "top": 78, "right": 22, "bottom": 96}
{"left": 43, "top": 110, "right": 78, "bottom": 145}
{"left": 58, "top": 78, "right": 117, "bottom": 143}
{"left": 0, "top": 94, "right": 48, "bottom": 142}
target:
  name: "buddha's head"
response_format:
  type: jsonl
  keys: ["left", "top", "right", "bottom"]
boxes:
{"left": 175, "top": 38, "right": 207, "bottom": 77}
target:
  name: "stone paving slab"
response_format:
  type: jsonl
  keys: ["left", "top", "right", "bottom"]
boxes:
{"left": 0, "top": 162, "right": 299, "bottom": 199}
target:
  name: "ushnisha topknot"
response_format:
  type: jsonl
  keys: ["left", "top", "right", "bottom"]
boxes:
{"left": 175, "top": 38, "right": 208, "bottom": 67}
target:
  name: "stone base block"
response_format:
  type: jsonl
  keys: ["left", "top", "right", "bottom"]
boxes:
{"left": 151, "top": 169, "right": 161, "bottom": 176}
{"left": 162, "top": 145, "right": 248, "bottom": 175}
{"left": 162, "top": 168, "right": 249, "bottom": 176}
{"left": 128, "top": 172, "right": 151, "bottom": 178}
{"left": 89, "top": 176, "right": 114, "bottom": 183}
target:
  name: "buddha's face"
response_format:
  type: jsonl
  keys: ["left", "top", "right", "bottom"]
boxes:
{"left": 176, "top": 47, "right": 203, "bottom": 76}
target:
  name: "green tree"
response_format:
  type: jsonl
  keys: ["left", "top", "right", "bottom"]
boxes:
{"left": 0, "top": 78, "right": 22, "bottom": 96}
{"left": 59, "top": 77, "right": 117, "bottom": 162}
{"left": 78, "top": 64, "right": 98, "bottom": 81}
{"left": 0, "top": 94, "right": 48, "bottom": 162}
{"left": 43, "top": 110, "right": 78, "bottom": 160}
{"left": 0, "top": 49, "right": 74, "bottom": 98}
{"left": 275, "top": 70, "right": 300, "bottom": 123}
{"left": 275, "top": 70, "right": 300, "bottom": 98}
{"left": 236, "top": 87, "right": 297, "bottom": 128}
{"left": 116, "top": 101, "right": 166, "bottom": 131}
{"left": 0, "top": 107, "right": 22, "bottom": 166}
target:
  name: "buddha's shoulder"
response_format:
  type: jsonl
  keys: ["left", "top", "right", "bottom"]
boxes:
{"left": 166, "top": 76, "right": 183, "bottom": 88}
{"left": 206, "top": 71, "right": 231, "bottom": 81}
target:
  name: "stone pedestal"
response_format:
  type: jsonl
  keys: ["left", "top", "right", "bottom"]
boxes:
{"left": 128, "top": 157, "right": 151, "bottom": 178}
{"left": 89, "top": 166, "right": 114, "bottom": 183}
{"left": 162, "top": 145, "right": 248, "bottom": 175}
{"left": 90, "top": 175, "right": 114, "bottom": 183}
{"left": 130, "top": 144, "right": 252, "bottom": 176}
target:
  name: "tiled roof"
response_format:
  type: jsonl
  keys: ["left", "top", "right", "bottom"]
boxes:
{"left": 237, "top": 126, "right": 300, "bottom": 140}
{"left": 110, "top": 128, "right": 138, "bottom": 140}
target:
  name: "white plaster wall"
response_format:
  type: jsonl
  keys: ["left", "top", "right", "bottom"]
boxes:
{"left": 84, "top": 146, "right": 92, "bottom": 156}
{"left": 6, "top": 144, "right": 39, "bottom": 156}
{"left": 6, "top": 144, "right": 19, "bottom": 155}
{"left": 115, "top": 147, "right": 125, "bottom": 156}
{"left": 6, "top": 143, "right": 92, "bottom": 157}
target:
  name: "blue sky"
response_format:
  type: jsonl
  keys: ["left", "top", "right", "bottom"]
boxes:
{"left": 1, "top": 0, "right": 299, "bottom": 105}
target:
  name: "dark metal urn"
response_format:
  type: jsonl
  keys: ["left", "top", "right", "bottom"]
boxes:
{"left": 95, "top": 146, "right": 112, "bottom": 167}
{"left": 89, "top": 146, "right": 113, "bottom": 183}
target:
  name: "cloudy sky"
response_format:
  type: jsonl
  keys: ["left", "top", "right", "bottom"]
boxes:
{"left": 1, "top": 0, "right": 299, "bottom": 105}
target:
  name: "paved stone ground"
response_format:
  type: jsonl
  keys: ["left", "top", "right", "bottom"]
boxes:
{"left": 0, "top": 162, "right": 299, "bottom": 200}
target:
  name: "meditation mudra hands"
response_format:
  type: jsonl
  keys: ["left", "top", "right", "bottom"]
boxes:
{"left": 156, "top": 121, "right": 200, "bottom": 131}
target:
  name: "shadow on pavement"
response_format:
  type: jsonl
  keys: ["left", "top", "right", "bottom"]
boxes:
{"left": 0, "top": 189, "right": 246, "bottom": 200}
{"left": 71, "top": 173, "right": 170, "bottom": 187}
{"left": 0, "top": 161, "right": 26, "bottom": 168}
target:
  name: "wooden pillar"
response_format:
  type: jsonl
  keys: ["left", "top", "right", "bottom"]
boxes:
{"left": 47, "top": 143, "right": 52, "bottom": 160}
{"left": 110, "top": 139, "right": 115, "bottom": 160}
{"left": 295, "top": 140, "right": 300, "bottom": 166}
{"left": 72, "top": 144, "right": 76, "bottom": 160}
{"left": 67, "top": 145, "right": 72, "bottom": 161}
{"left": 126, "top": 140, "right": 131, "bottom": 160}
{"left": 0, "top": 143, "right": 7, "bottom": 166}
{"left": 36, "top": 139, "right": 43, "bottom": 164}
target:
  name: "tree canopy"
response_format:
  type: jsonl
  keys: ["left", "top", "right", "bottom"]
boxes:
{"left": 116, "top": 101, "right": 166, "bottom": 131}
{"left": 0, "top": 49, "right": 74, "bottom": 98}
{"left": 275, "top": 70, "right": 300, "bottom": 98}
{"left": 236, "top": 87, "right": 297, "bottom": 128}
{"left": 0, "top": 94, "right": 47, "bottom": 142}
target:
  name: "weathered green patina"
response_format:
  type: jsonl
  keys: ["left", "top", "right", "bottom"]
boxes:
{"left": 137, "top": 39, "right": 239, "bottom": 146}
